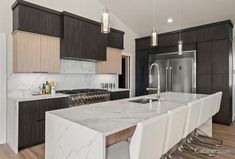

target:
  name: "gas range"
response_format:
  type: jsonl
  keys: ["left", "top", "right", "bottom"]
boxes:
{"left": 56, "top": 89, "right": 110, "bottom": 107}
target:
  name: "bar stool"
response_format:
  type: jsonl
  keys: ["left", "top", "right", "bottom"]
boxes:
{"left": 192, "top": 93, "right": 223, "bottom": 149}
{"left": 106, "top": 113, "right": 168, "bottom": 159}
{"left": 177, "top": 99, "right": 210, "bottom": 157}
{"left": 163, "top": 106, "right": 187, "bottom": 158}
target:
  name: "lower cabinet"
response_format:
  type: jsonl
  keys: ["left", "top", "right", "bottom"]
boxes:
{"left": 18, "top": 98, "right": 69, "bottom": 149}
{"left": 110, "top": 91, "right": 130, "bottom": 101}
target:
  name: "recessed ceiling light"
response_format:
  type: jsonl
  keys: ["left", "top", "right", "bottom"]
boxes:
{"left": 168, "top": 18, "right": 173, "bottom": 23}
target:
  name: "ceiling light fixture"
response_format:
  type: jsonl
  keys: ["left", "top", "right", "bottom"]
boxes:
{"left": 101, "top": 7, "right": 110, "bottom": 34}
{"left": 168, "top": 18, "right": 173, "bottom": 23}
{"left": 151, "top": 0, "right": 158, "bottom": 47}
{"left": 178, "top": 9, "right": 183, "bottom": 55}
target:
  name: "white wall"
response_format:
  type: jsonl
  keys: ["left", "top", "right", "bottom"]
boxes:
{"left": 0, "top": 33, "right": 7, "bottom": 144}
{"left": 0, "top": 0, "right": 137, "bottom": 143}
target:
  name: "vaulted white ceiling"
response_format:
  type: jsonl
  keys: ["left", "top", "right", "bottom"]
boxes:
{"left": 100, "top": 0, "right": 235, "bottom": 37}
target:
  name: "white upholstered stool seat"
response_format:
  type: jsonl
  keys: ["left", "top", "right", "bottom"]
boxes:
{"left": 106, "top": 113, "right": 168, "bottom": 159}
{"left": 106, "top": 141, "right": 130, "bottom": 159}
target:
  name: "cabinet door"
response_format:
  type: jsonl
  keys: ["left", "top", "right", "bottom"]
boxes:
{"left": 197, "top": 24, "right": 232, "bottom": 42}
{"left": 212, "top": 40, "right": 230, "bottom": 74}
{"left": 19, "top": 98, "right": 69, "bottom": 149}
{"left": 107, "top": 30, "right": 124, "bottom": 49}
{"left": 13, "top": 31, "right": 41, "bottom": 73}
{"left": 13, "top": 4, "right": 61, "bottom": 37}
{"left": 197, "top": 41, "right": 212, "bottom": 74}
{"left": 212, "top": 74, "right": 232, "bottom": 125}
{"left": 19, "top": 101, "right": 40, "bottom": 148}
{"left": 96, "top": 47, "right": 122, "bottom": 74}
{"left": 61, "top": 14, "right": 106, "bottom": 61}
{"left": 136, "top": 51, "right": 149, "bottom": 96}
{"left": 196, "top": 74, "right": 212, "bottom": 94}
{"left": 40, "top": 35, "right": 60, "bottom": 73}
{"left": 39, "top": 98, "right": 68, "bottom": 120}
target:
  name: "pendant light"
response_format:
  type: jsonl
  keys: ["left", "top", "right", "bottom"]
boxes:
{"left": 151, "top": 0, "right": 158, "bottom": 47}
{"left": 178, "top": 7, "right": 183, "bottom": 55}
{"left": 178, "top": 31, "right": 183, "bottom": 55}
{"left": 101, "top": 7, "right": 110, "bottom": 34}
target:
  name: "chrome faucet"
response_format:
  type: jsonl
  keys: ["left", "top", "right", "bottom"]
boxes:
{"left": 147, "top": 63, "right": 161, "bottom": 99}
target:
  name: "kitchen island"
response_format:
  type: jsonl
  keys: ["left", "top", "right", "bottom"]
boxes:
{"left": 45, "top": 92, "right": 210, "bottom": 159}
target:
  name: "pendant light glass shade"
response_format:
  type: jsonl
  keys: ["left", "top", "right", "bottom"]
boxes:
{"left": 101, "top": 7, "right": 110, "bottom": 34}
{"left": 151, "top": 28, "right": 158, "bottom": 47}
{"left": 178, "top": 40, "right": 183, "bottom": 55}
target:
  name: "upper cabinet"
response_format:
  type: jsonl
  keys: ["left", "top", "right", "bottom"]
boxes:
{"left": 12, "top": 0, "right": 125, "bottom": 69}
{"left": 60, "top": 12, "right": 107, "bottom": 61}
{"left": 197, "top": 22, "right": 233, "bottom": 42}
{"left": 107, "top": 29, "right": 124, "bottom": 49}
{"left": 96, "top": 47, "right": 122, "bottom": 74}
{"left": 13, "top": 31, "right": 60, "bottom": 73}
{"left": 12, "top": 0, "right": 61, "bottom": 37}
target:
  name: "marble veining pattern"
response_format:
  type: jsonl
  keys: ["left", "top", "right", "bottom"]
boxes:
{"left": 46, "top": 113, "right": 105, "bottom": 159}
{"left": 50, "top": 92, "right": 207, "bottom": 136}
{"left": 8, "top": 60, "right": 117, "bottom": 98}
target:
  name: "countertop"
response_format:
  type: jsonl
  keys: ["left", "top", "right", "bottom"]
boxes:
{"left": 8, "top": 93, "right": 69, "bottom": 102}
{"left": 48, "top": 92, "right": 207, "bottom": 136}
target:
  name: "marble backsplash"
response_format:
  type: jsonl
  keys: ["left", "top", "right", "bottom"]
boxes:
{"left": 8, "top": 60, "right": 117, "bottom": 97}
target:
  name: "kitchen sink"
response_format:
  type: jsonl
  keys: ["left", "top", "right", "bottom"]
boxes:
{"left": 129, "top": 97, "right": 159, "bottom": 104}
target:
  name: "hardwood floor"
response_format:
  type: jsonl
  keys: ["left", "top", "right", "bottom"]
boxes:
{"left": 0, "top": 123, "right": 235, "bottom": 159}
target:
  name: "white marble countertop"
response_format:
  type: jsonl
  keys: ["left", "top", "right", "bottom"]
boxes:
{"left": 8, "top": 93, "right": 69, "bottom": 102}
{"left": 49, "top": 92, "right": 207, "bottom": 136}
{"left": 109, "top": 88, "right": 130, "bottom": 92}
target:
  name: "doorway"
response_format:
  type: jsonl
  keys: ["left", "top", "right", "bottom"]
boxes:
{"left": 118, "top": 55, "right": 130, "bottom": 89}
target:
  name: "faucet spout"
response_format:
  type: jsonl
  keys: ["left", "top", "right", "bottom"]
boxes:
{"left": 148, "top": 63, "right": 161, "bottom": 99}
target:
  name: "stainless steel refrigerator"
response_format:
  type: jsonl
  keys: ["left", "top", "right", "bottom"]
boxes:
{"left": 149, "top": 51, "right": 196, "bottom": 93}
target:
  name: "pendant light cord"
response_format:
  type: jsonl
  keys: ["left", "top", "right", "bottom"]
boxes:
{"left": 154, "top": 0, "right": 156, "bottom": 28}
{"left": 179, "top": 4, "right": 182, "bottom": 41}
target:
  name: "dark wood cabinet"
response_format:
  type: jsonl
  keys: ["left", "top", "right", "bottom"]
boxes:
{"left": 107, "top": 29, "right": 124, "bottom": 49}
{"left": 135, "top": 50, "right": 149, "bottom": 96}
{"left": 60, "top": 12, "right": 106, "bottom": 61}
{"left": 212, "top": 40, "right": 230, "bottom": 74}
{"left": 110, "top": 91, "right": 130, "bottom": 101}
{"left": 18, "top": 98, "right": 68, "bottom": 149}
{"left": 196, "top": 74, "right": 212, "bottom": 94}
{"left": 212, "top": 74, "right": 232, "bottom": 125}
{"left": 158, "top": 33, "right": 179, "bottom": 47}
{"left": 197, "top": 23, "right": 233, "bottom": 42}
{"left": 12, "top": 0, "right": 61, "bottom": 37}
{"left": 197, "top": 41, "right": 212, "bottom": 74}
{"left": 135, "top": 37, "right": 151, "bottom": 51}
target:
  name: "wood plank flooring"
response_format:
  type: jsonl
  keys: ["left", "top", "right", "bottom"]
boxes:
{"left": 0, "top": 123, "right": 235, "bottom": 159}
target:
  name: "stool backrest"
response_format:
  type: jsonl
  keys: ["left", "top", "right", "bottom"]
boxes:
{"left": 183, "top": 100, "right": 202, "bottom": 138}
{"left": 215, "top": 92, "right": 222, "bottom": 114}
{"left": 198, "top": 95, "right": 213, "bottom": 127}
{"left": 130, "top": 113, "right": 168, "bottom": 159}
{"left": 163, "top": 106, "right": 187, "bottom": 154}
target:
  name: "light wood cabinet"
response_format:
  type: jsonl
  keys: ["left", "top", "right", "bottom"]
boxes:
{"left": 40, "top": 36, "right": 60, "bottom": 73}
{"left": 13, "top": 31, "right": 60, "bottom": 73}
{"left": 96, "top": 47, "right": 122, "bottom": 74}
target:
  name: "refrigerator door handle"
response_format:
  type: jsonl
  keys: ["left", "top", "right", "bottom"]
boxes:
{"left": 166, "top": 67, "right": 168, "bottom": 91}
{"left": 169, "top": 67, "right": 172, "bottom": 91}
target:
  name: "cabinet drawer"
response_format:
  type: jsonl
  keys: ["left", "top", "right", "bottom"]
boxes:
{"left": 110, "top": 91, "right": 130, "bottom": 101}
